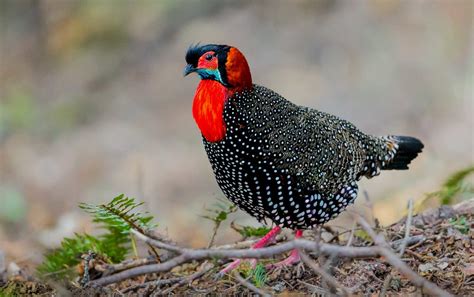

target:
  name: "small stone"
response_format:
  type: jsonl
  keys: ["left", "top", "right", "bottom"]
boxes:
{"left": 272, "top": 282, "right": 286, "bottom": 292}
{"left": 418, "top": 263, "right": 435, "bottom": 273}
{"left": 437, "top": 262, "right": 449, "bottom": 270}
{"left": 7, "top": 262, "right": 21, "bottom": 278}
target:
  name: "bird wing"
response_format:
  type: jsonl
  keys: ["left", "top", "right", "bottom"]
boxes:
{"left": 234, "top": 85, "right": 386, "bottom": 195}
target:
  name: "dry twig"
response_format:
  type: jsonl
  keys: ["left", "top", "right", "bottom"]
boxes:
{"left": 214, "top": 235, "right": 285, "bottom": 250}
{"left": 90, "top": 231, "right": 378, "bottom": 287}
{"left": 345, "top": 220, "right": 357, "bottom": 247}
{"left": 398, "top": 198, "right": 414, "bottom": 256}
{"left": 120, "top": 261, "right": 214, "bottom": 294}
{"left": 103, "top": 257, "right": 157, "bottom": 276}
{"left": 160, "top": 261, "right": 214, "bottom": 294}
{"left": 89, "top": 224, "right": 446, "bottom": 295}
{"left": 297, "top": 280, "right": 328, "bottom": 295}
{"left": 355, "top": 214, "right": 453, "bottom": 297}
{"left": 85, "top": 208, "right": 457, "bottom": 297}
{"left": 207, "top": 224, "right": 220, "bottom": 249}
{"left": 299, "top": 251, "right": 350, "bottom": 296}
{"left": 120, "top": 276, "right": 182, "bottom": 294}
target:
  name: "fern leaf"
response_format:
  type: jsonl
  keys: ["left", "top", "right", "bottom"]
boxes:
{"left": 79, "top": 194, "right": 157, "bottom": 234}
{"left": 37, "top": 232, "right": 128, "bottom": 278}
{"left": 39, "top": 195, "right": 157, "bottom": 279}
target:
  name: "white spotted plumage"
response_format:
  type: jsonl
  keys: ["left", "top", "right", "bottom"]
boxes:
{"left": 202, "top": 85, "right": 402, "bottom": 229}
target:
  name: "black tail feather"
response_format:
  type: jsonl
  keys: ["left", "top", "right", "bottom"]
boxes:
{"left": 383, "top": 136, "right": 424, "bottom": 170}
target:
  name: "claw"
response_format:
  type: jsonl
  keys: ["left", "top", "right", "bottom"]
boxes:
{"left": 249, "top": 258, "right": 257, "bottom": 269}
{"left": 266, "top": 248, "right": 301, "bottom": 270}
{"left": 218, "top": 226, "right": 282, "bottom": 275}
{"left": 220, "top": 258, "right": 243, "bottom": 275}
{"left": 266, "top": 230, "right": 303, "bottom": 270}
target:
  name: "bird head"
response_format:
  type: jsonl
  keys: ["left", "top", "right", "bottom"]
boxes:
{"left": 184, "top": 44, "right": 252, "bottom": 91}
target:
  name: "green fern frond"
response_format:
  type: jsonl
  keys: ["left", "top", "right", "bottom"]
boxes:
{"left": 79, "top": 194, "right": 157, "bottom": 234}
{"left": 449, "top": 216, "right": 469, "bottom": 234}
{"left": 37, "top": 232, "right": 128, "bottom": 278}
{"left": 201, "top": 198, "right": 237, "bottom": 224}
{"left": 38, "top": 195, "right": 157, "bottom": 279}
{"left": 81, "top": 194, "right": 159, "bottom": 258}
{"left": 425, "top": 166, "right": 474, "bottom": 205}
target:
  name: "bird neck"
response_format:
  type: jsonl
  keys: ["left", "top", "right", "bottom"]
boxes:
{"left": 225, "top": 47, "right": 253, "bottom": 91}
{"left": 192, "top": 80, "right": 232, "bottom": 142}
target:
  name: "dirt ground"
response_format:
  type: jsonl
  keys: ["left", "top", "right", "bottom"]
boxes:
{"left": 1, "top": 199, "right": 472, "bottom": 296}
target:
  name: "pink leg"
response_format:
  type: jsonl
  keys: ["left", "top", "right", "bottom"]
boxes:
{"left": 266, "top": 229, "right": 302, "bottom": 269}
{"left": 219, "top": 226, "right": 282, "bottom": 274}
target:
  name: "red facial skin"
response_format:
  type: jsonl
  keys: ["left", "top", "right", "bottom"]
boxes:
{"left": 192, "top": 47, "right": 252, "bottom": 143}
{"left": 197, "top": 51, "right": 218, "bottom": 69}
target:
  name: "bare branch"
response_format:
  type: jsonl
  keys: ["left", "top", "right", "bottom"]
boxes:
{"left": 120, "top": 261, "right": 214, "bottom": 294}
{"left": 89, "top": 214, "right": 453, "bottom": 297}
{"left": 135, "top": 230, "right": 183, "bottom": 253}
{"left": 90, "top": 232, "right": 378, "bottom": 287}
{"left": 103, "top": 257, "right": 157, "bottom": 276}
{"left": 120, "top": 276, "right": 182, "bottom": 294}
{"left": 214, "top": 234, "right": 285, "bottom": 250}
{"left": 398, "top": 198, "right": 414, "bottom": 256}
{"left": 161, "top": 261, "right": 214, "bottom": 294}
{"left": 299, "top": 251, "right": 350, "bottom": 296}
{"left": 390, "top": 235, "right": 425, "bottom": 250}
{"left": 133, "top": 229, "right": 379, "bottom": 259}
{"left": 90, "top": 254, "right": 189, "bottom": 287}
{"left": 345, "top": 220, "right": 356, "bottom": 247}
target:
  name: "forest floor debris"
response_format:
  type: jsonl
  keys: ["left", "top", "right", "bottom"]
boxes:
{"left": 0, "top": 199, "right": 472, "bottom": 296}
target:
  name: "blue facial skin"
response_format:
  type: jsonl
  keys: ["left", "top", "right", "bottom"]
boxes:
{"left": 196, "top": 68, "right": 224, "bottom": 84}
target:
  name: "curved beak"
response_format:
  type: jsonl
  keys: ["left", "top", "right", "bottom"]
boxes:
{"left": 183, "top": 64, "right": 196, "bottom": 77}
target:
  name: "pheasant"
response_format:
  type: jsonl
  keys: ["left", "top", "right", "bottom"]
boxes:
{"left": 184, "top": 44, "right": 423, "bottom": 272}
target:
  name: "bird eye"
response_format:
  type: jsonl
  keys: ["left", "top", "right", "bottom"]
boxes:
{"left": 205, "top": 53, "right": 213, "bottom": 61}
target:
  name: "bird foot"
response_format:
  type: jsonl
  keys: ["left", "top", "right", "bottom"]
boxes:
{"left": 266, "top": 248, "right": 301, "bottom": 269}
{"left": 218, "top": 226, "right": 282, "bottom": 275}
{"left": 219, "top": 258, "right": 257, "bottom": 275}
{"left": 266, "top": 230, "right": 303, "bottom": 269}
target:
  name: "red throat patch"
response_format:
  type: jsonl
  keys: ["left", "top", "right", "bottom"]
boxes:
{"left": 192, "top": 80, "right": 230, "bottom": 142}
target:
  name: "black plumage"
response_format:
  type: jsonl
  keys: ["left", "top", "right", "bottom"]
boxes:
{"left": 203, "top": 85, "right": 423, "bottom": 229}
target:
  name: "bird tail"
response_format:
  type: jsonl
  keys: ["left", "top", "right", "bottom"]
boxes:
{"left": 382, "top": 136, "right": 424, "bottom": 170}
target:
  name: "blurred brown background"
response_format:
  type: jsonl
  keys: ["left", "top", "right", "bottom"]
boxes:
{"left": 0, "top": 0, "right": 472, "bottom": 265}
